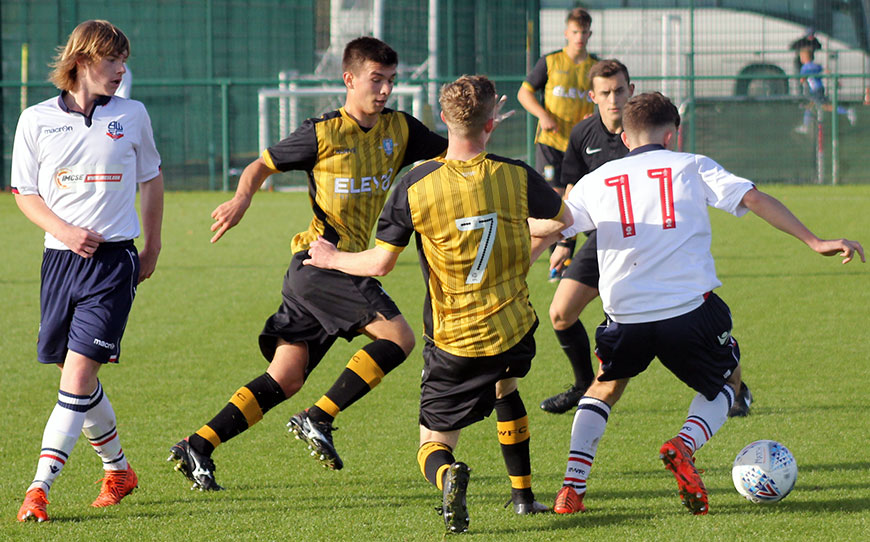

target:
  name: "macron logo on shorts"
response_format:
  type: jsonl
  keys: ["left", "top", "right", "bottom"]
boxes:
{"left": 93, "top": 338, "right": 116, "bottom": 350}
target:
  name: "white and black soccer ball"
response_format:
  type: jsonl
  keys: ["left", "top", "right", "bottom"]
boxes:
{"left": 732, "top": 440, "right": 797, "bottom": 503}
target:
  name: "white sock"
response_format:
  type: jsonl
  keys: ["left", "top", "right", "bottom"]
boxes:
{"left": 81, "top": 381, "right": 128, "bottom": 471}
{"left": 27, "top": 389, "right": 92, "bottom": 493}
{"left": 678, "top": 385, "right": 735, "bottom": 454}
{"left": 563, "top": 397, "right": 610, "bottom": 496}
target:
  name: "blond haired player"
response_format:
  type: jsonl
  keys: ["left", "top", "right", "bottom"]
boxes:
{"left": 14, "top": 20, "right": 163, "bottom": 522}
{"left": 305, "top": 75, "right": 571, "bottom": 533}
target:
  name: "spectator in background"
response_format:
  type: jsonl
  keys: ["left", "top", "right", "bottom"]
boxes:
{"left": 795, "top": 47, "right": 856, "bottom": 134}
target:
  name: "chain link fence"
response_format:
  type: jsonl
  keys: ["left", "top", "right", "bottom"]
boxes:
{"left": 3, "top": 1, "right": 869, "bottom": 189}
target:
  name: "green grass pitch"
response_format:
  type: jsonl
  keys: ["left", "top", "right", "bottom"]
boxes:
{"left": 1, "top": 186, "right": 867, "bottom": 541}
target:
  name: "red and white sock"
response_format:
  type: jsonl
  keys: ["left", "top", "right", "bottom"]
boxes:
{"left": 678, "top": 385, "right": 735, "bottom": 454}
{"left": 563, "top": 397, "right": 610, "bottom": 496}
{"left": 27, "top": 389, "right": 92, "bottom": 493}
{"left": 81, "top": 381, "right": 127, "bottom": 471}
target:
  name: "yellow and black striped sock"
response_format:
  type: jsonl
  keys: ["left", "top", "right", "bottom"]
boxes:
{"left": 308, "top": 339, "right": 406, "bottom": 424}
{"left": 188, "top": 373, "right": 285, "bottom": 456}
{"left": 496, "top": 390, "right": 533, "bottom": 502}
{"left": 417, "top": 441, "right": 455, "bottom": 490}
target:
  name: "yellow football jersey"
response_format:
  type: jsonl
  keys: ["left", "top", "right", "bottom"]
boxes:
{"left": 263, "top": 107, "right": 447, "bottom": 254}
{"left": 522, "top": 49, "right": 598, "bottom": 151}
{"left": 376, "top": 152, "right": 565, "bottom": 357}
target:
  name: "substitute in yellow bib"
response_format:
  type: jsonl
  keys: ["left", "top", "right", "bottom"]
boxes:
{"left": 304, "top": 75, "right": 573, "bottom": 533}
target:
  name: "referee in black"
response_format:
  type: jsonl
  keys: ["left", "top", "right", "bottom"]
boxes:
{"left": 542, "top": 60, "right": 631, "bottom": 414}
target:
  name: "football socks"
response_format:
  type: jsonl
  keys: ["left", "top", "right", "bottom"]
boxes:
{"left": 308, "top": 339, "right": 406, "bottom": 424}
{"left": 554, "top": 320, "right": 594, "bottom": 390}
{"left": 81, "top": 380, "right": 127, "bottom": 471}
{"left": 28, "top": 386, "right": 102, "bottom": 493}
{"left": 677, "top": 385, "right": 735, "bottom": 455}
{"left": 417, "top": 441, "right": 455, "bottom": 490}
{"left": 562, "top": 396, "right": 610, "bottom": 496}
{"left": 495, "top": 390, "right": 533, "bottom": 502}
{"left": 189, "top": 372, "right": 286, "bottom": 456}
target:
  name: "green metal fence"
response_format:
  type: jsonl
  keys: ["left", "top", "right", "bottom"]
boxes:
{"left": 3, "top": 1, "right": 870, "bottom": 190}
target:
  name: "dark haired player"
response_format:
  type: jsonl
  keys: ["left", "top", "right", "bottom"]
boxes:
{"left": 168, "top": 37, "right": 447, "bottom": 490}
{"left": 540, "top": 59, "right": 633, "bottom": 414}
{"left": 545, "top": 92, "right": 862, "bottom": 516}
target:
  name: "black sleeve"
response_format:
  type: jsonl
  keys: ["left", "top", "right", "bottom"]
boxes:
{"left": 524, "top": 56, "right": 549, "bottom": 90}
{"left": 265, "top": 118, "right": 318, "bottom": 172}
{"left": 400, "top": 113, "right": 448, "bottom": 168}
{"left": 526, "top": 165, "right": 564, "bottom": 219}
{"left": 376, "top": 175, "right": 417, "bottom": 248}
{"left": 561, "top": 124, "right": 589, "bottom": 187}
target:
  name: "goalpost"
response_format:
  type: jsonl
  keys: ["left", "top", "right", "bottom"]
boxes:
{"left": 257, "top": 84, "right": 427, "bottom": 189}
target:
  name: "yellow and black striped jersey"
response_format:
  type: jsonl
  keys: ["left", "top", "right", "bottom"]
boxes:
{"left": 263, "top": 107, "right": 447, "bottom": 254}
{"left": 522, "top": 49, "right": 598, "bottom": 151}
{"left": 376, "top": 152, "right": 566, "bottom": 357}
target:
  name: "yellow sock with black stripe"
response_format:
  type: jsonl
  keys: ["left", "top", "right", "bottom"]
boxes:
{"left": 308, "top": 339, "right": 406, "bottom": 424}
{"left": 188, "top": 373, "right": 286, "bottom": 456}
{"left": 496, "top": 390, "right": 534, "bottom": 502}
{"left": 417, "top": 441, "right": 455, "bottom": 490}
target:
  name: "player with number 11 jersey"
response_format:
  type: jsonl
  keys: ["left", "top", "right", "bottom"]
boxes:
{"left": 561, "top": 145, "right": 755, "bottom": 324}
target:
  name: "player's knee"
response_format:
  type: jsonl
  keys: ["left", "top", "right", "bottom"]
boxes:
{"left": 390, "top": 321, "right": 416, "bottom": 356}
{"left": 266, "top": 362, "right": 306, "bottom": 398}
{"left": 549, "top": 302, "right": 573, "bottom": 329}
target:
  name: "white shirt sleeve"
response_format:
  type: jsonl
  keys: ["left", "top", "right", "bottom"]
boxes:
{"left": 134, "top": 103, "right": 161, "bottom": 182}
{"left": 10, "top": 109, "right": 41, "bottom": 195}
{"left": 560, "top": 179, "right": 595, "bottom": 238}
{"left": 696, "top": 155, "right": 755, "bottom": 217}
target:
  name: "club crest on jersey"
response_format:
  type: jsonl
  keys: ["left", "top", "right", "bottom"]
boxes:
{"left": 106, "top": 120, "right": 124, "bottom": 140}
{"left": 382, "top": 138, "right": 393, "bottom": 156}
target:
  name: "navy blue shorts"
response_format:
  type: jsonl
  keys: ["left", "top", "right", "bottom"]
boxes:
{"left": 594, "top": 293, "right": 740, "bottom": 400}
{"left": 259, "top": 250, "right": 402, "bottom": 374}
{"left": 38, "top": 241, "right": 139, "bottom": 364}
{"left": 419, "top": 321, "right": 537, "bottom": 432}
{"left": 562, "top": 230, "right": 599, "bottom": 289}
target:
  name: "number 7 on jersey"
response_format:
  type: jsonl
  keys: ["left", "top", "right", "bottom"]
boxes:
{"left": 455, "top": 213, "right": 498, "bottom": 284}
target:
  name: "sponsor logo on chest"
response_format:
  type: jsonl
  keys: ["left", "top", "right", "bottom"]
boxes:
{"left": 334, "top": 167, "right": 395, "bottom": 195}
{"left": 54, "top": 165, "right": 124, "bottom": 190}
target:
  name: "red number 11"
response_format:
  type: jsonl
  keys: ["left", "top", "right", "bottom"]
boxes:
{"left": 604, "top": 168, "right": 675, "bottom": 238}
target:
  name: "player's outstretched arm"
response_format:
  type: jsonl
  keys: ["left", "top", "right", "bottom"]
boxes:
{"left": 14, "top": 193, "right": 104, "bottom": 258}
{"left": 210, "top": 157, "right": 275, "bottom": 243}
{"left": 303, "top": 236, "right": 401, "bottom": 277}
{"left": 138, "top": 173, "right": 164, "bottom": 283}
{"left": 742, "top": 188, "right": 865, "bottom": 264}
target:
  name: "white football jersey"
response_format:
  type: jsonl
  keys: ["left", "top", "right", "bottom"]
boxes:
{"left": 11, "top": 94, "right": 161, "bottom": 250}
{"left": 563, "top": 145, "right": 755, "bottom": 323}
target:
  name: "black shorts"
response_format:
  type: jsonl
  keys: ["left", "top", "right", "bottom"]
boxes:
{"left": 259, "top": 250, "right": 402, "bottom": 373}
{"left": 562, "top": 230, "right": 599, "bottom": 289}
{"left": 419, "top": 321, "right": 537, "bottom": 432}
{"left": 535, "top": 144, "right": 565, "bottom": 189}
{"left": 38, "top": 241, "right": 139, "bottom": 364}
{"left": 594, "top": 293, "right": 740, "bottom": 400}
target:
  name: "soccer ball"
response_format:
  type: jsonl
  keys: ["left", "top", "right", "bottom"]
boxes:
{"left": 732, "top": 440, "right": 797, "bottom": 503}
